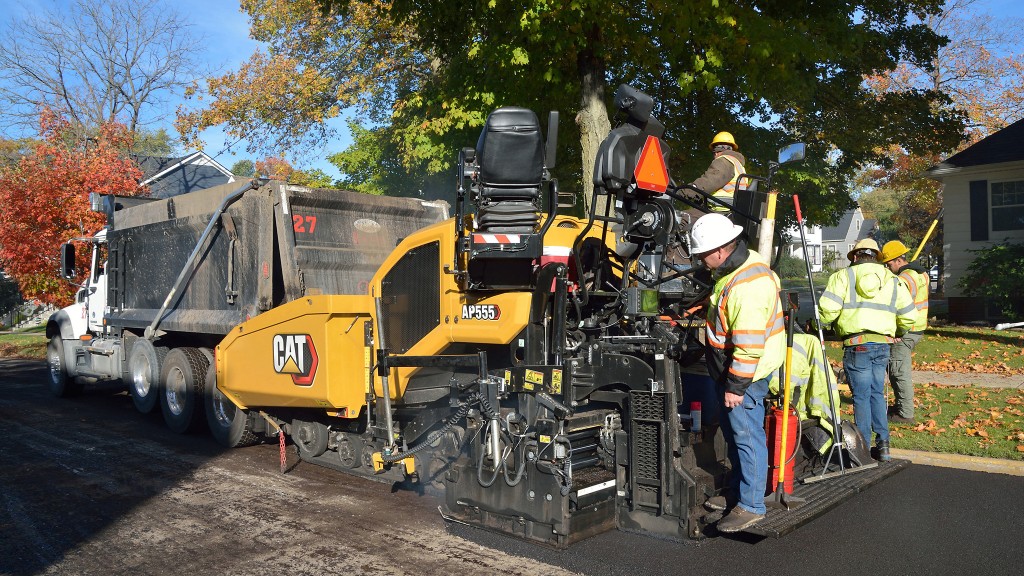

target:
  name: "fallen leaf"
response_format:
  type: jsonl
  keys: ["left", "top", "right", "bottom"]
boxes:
{"left": 1017, "top": 445, "right": 1024, "bottom": 452}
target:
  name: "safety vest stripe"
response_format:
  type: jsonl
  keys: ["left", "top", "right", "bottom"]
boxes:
{"left": 820, "top": 291, "right": 844, "bottom": 306}
{"left": 843, "top": 300, "right": 899, "bottom": 313}
{"left": 897, "top": 302, "right": 916, "bottom": 315}
{"left": 729, "top": 359, "right": 758, "bottom": 378}
{"left": 900, "top": 271, "right": 919, "bottom": 299}
{"left": 719, "top": 155, "right": 746, "bottom": 194}
{"left": 844, "top": 267, "right": 857, "bottom": 300}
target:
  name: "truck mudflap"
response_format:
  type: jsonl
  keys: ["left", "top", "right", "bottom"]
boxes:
{"left": 745, "top": 458, "right": 910, "bottom": 538}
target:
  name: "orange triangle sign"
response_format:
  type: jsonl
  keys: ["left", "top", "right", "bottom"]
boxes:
{"left": 634, "top": 135, "right": 669, "bottom": 193}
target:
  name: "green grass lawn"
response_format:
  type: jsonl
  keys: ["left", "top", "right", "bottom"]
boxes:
{"left": 817, "top": 324, "right": 1024, "bottom": 460}
{"left": 0, "top": 324, "right": 47, "bottom": 359}
{"left": 836, "top": 384, "right": 1024, "bottom": 460}
{"left": 823, "top": 324, "right": 1024, "bottom": 374}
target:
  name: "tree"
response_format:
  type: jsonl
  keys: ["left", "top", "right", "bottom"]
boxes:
{"left": 959, "top": 241, "right": 1024, "bottom": 320}
{"left": 0, "top": 273, "right": 21, "bottom": 315}
{"left": 131, "top": 128, "right": 180, "bottom": 157}
{"left": 0, "top": 110, "right": 148, "bottom": 306}
{"left": 0, "top": 0, "right": 207, "bottom": 134}
{"left": 178, "top": 0, "right": 963, "bottom": 223}
{"left": 861, "top": 0, "right": 1024, "bottom": 256}
{"left": 230, "top": 159, "right": 256, "bottom": 178}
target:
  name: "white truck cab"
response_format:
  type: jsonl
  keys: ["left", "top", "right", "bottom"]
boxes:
{"left": 45, "top": 227, "right": 121, "bottom": 396}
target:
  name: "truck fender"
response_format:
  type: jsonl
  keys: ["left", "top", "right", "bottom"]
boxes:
{"left": 46, "top": 310, "right": 79, "bottom": 340}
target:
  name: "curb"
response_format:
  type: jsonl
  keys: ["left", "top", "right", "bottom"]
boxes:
{"left": 890, "top": 448, "right": 1024, "bottom": 477}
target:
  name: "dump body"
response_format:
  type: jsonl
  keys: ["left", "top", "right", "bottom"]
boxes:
{"left": 103, "top": 180, "right": 448, "bottom": 338}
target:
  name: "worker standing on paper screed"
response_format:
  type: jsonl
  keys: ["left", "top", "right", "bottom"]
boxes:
{"left": 690, "top": 132, "right": 749, "bottom": 213}
{"left": 878, "top": 240, "right": 929, "bottom": 424}
{"left": 690, "top": 213, "right": 785, "bottom": 533}
{"left": 818, "top": 239, "right": 915, "bottom": 462}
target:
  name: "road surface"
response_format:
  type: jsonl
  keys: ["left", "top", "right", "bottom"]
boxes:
{"left": 1, "top": 359, "right": 1020, "bottom": 575}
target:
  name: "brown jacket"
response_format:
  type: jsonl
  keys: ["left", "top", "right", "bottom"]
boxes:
{"left": 692, "top": 149, "right": 746, "bottom": 195}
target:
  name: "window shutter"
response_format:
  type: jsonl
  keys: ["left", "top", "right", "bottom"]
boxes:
{"left": 970, "top": 180, "right": 989, "bottom": 241}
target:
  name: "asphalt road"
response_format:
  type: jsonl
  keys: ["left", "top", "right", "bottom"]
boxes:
{"left": 2, "top": 358, "right": 1021, "bottom": 576}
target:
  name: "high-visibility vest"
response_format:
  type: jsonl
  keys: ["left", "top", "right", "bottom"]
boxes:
{"left": 818, "top": 262, "right": 917, "bottom": 346}
{"left": 898, "top": 268, "right": 929, "bottom": 332}
{"left": 769, "top": 333, "right": 840, "bottom": 454}
{"left": 707, "top": 251, "right": 786, "bottom": 383}
{"left": 710, "top": 155, "right": 749, "bottom": 212}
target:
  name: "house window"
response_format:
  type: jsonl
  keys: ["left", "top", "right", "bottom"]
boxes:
{"left": 992, "top": 180, "right": 1024, "bottom": 232}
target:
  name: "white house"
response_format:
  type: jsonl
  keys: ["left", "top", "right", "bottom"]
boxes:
{"left": 782, "top": 223, "right": 824, "bottom": 273}
{"left": 926, "top": 118, "right": 1024, "bottom": 323}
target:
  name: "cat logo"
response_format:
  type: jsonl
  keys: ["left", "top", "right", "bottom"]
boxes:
{"left": 272, "top": 334, "right": 318, "bottom": 386}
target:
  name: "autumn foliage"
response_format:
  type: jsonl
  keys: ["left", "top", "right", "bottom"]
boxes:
{"left": 0, "top": 110, "right": 147, "bottom": 306}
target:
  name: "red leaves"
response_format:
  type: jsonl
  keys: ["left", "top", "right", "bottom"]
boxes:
{"left": 0, "top": 110, "right": 147, "bottom": 306}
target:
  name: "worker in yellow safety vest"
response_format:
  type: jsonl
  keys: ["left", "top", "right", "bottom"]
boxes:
{"left": 690, "top": 212, "right": 785, "bottom": 533}
{"left": 771, "top": 332, "right": 841, "bottom": 454}
{"left": 818, "top": 238, "right": 916, "bottom": 463}
{"left": 878, "top": 240, "right": 929, "bottom": 424}
{"left": 690, "top": 132, "right": 749, "bottom": 213}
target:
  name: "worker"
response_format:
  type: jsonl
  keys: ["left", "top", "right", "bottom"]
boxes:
{"left": 690, "top": 212, "right": 785, "bottom": 533}
{"left": 817, "top": 239, "right": 916, "bottom": 462}
{"left": 778, "top": 331, "right": 841, "bottom": 454}
{"left": 878, "top": 240, "right": 929, "bottom": 423}
{"left": 690, "top": 132, "right": 749, "bottom": 213}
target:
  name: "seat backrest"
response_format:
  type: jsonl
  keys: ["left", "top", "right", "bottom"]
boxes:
{"left": 477, "top": 107, "right": 544, "bottom": 188}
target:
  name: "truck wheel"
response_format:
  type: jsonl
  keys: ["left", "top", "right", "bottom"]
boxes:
{"left": 128, "top": 339, "right": 168, "bottom": 413}
{"left": 205, "top": 366, "right": 258, "bottom": 448}
{"left": 292, "top": 419, "right": 330, "bottom": 459}
{"left": 46, "top": 337, "right": 82, "bottom": 397}
{"left": 160, "top": 347, "right": 209, "bottom": 434}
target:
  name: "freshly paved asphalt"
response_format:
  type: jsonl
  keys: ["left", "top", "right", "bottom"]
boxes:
{"left": 2, "top": 357, "right": 1023, "bottom": 575}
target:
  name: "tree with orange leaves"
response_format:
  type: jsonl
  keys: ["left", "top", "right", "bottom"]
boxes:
{"left": 861, "top": 0, "right": 1024, "bottom": 256}
{"left": 0, "top": 110, "right": 148, "bottom": 306}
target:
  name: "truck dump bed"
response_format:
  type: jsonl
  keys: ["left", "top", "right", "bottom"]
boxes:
{"left": 104, "top": 180, "right": 448, "bottom": 337}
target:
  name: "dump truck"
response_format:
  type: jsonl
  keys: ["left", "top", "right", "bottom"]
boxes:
{"left": 46, "top": 181, "right": 449, "bottom": 438}
{"left": 49, "top": 85, "right": 904, "bottom": 547}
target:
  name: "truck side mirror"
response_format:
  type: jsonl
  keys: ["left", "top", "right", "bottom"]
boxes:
{"left": 778, "top": 142, "right": 806, "bottom": 165}
{"left": 60, "top": 243, "right": 76, "bottom": 279}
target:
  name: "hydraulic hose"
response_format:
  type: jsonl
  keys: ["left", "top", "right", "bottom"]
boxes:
{"left": 378, "top": 395, "right": 475, "bottom": 463}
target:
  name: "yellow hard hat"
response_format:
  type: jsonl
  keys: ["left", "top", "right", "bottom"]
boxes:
{"left": 847, "top": 238, "right": 880, "bottom": 261}
{"left": 710, "top": 131, "right": 738, "bottom": 151}
{"left": 878, "top": 240, "right": 911, "bottom": 264}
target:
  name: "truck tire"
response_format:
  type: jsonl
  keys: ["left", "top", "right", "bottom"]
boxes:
{"left": 160, "top": 347, "right": 209, "bottom": 434}
{"left": 46, "top": 337, "right": 82, "bottom": 397}
{"left": 292, "top": 419, "right": 330, "bottom": 459}
{"left": 205, "top": 364, "right": 258, "bottom": 448}
{"left": 128, "top": 339, "right": 168, "bottom": 414}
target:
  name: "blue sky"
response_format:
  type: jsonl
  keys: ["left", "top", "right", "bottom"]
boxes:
{"left": 1, "top": 0, "right": 1023, "bottom": 180}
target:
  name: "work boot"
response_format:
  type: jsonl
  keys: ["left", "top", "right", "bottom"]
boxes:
{"left": 876, "top": 439, "right": 891, "bottom": 462}
{"left": 704, "top": 494, "right": 737, "bottom": 512}
{"left": 716, "top": 507, "right": 764, "bottom": 533}
{"left": 888, "top": 414, "right": 915, "bottom": 424}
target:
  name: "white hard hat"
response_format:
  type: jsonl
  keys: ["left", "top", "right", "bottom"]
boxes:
{"left": 690, "top": 213, "right": 743, "bottom": 255}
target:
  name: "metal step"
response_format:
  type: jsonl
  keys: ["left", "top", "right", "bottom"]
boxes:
{"left": 746, "top": 458, "right": 910, "bottom": 538}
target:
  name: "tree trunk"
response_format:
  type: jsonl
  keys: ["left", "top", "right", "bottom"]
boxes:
{"left": 574, "top": 37, "right": 610, "bottom": 215}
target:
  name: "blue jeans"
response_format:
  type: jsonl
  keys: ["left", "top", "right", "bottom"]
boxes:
{"left": 718, "top": 376, "right": 769, "bottom": 515}
{"left": 844, "top": 343, "right": 890, "bottom": 443}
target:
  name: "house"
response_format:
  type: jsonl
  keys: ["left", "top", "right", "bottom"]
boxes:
{"left": 782, "top": 223, "right": 824, "bottom": 273}
{"left": 926, "top": 117, "right": 1024, "bottom": 323}
{"left": 820, "top": 207, "right": 878, "bottom": 270}
{"left": 134, "top": 151, "right": 236, "bottom": 198}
